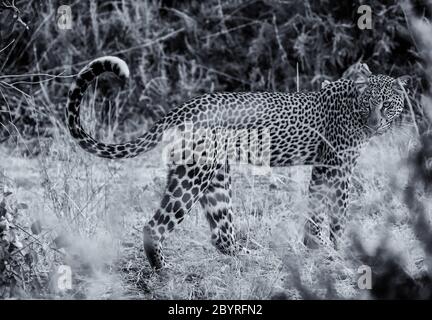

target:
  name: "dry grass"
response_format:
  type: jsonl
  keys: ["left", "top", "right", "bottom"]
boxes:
{"left": 1, "top": 120, "right": 426, "bottom": 299}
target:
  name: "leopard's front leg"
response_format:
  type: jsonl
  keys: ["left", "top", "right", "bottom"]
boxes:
{"left": 304, "top": 165, "right": 352, "bottom": 249}
{"left": 304, "top": 166, "right": 331, "bottom": 248}
{"left": 328, "top": 167, "right": 351, "bottom": 248}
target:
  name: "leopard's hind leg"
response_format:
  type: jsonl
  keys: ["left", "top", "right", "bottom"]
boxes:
{"left": 143, "top": 161, "right": 216, "bottom": 269}
{"left": 199, "top": 163, "right": 244, "bottom": 255}
{"left": 142, "top": 125, "right": 223, "bottom": 269}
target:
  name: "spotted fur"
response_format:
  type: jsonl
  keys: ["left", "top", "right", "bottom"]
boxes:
{"left": 67, "top": 57, "right": 409, "bottom": 269}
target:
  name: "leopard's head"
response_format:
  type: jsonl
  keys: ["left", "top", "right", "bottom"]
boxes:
{"left": 355, "top": 74, "right": 410, "bottom": 134}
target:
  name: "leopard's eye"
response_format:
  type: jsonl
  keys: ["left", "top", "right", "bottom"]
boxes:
{"left": 362, "top": 95, "right": 369, "bottom": 104}
{"left": 382, "top": 101, "right": 392, "bottom": 117}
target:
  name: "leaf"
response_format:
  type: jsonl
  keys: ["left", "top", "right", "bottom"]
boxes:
{"left": 10, "top": 233, "right": 23, "bottom": 250}
{"left": 16, "top": 203, "right": 28, "bottom": 210}
{"left": 4, "top": 212, "right": 13, "bottom": 222}
{"left": 25, "top": 250, "right": 38, "bottom": 266}
{"left": 0, "top": 202, "right": 6, "bottom": 217}
{"left": 0, "top": 238, "right": 9, "bottom": 249}
{"left": 53, "top": 235, "right": 69, "bottom": 249}
{"left": 0, "top": 218, "right": 9, "bottom": 231}
{"left": 30, "top": 220, "right": 42, "bottom": 235}
{"left": 0, "top": 259, "right": 6, "bottom": 272}
{"left": 121, "top": 241, "right": 134, "bottom": 248}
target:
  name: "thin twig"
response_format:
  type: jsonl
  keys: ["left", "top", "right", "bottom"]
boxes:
{"left": 0, "top": 38, "right": 15, "bottom": 54}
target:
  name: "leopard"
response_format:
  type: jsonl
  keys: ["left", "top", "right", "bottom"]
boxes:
{"left": 66, "top": 56, "right": 409, "bottom": 269}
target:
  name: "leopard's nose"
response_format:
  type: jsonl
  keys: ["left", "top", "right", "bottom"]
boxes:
{"left": 367, "top": 117, "right": 379, "bottom": 128}
{"left": 367, "top": 108, "right": 382, "bottom": 130}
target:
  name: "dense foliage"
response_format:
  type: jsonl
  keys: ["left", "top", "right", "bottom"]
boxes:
{"left": 0, "top": 0, "right": 430, "bottom": 140}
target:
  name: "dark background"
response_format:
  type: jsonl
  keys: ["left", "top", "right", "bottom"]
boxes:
{"left": 0, "top": 0, "right": 430, "bottom": 142}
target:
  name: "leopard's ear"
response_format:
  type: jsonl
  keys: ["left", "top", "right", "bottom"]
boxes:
{"left": 349, "top": 63, "right": 371, "bottom": 94}
{"left": 358, "top": 63, "right": 372, "bottom": 77}
{"left": 321, "top": 80, "right": 331, "bottom": 89}
{"left": 353, "top": 75, "right": 369, "bottom": 94}
{"left": 342, "top": 61, "right": 372, "bottom": 80}
{"left": 392, "top": 75, "right": 410, "bottom": 94}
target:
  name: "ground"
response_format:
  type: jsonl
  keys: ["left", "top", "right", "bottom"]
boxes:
{"left": 0, "top": 124, "right": 427, "bottom": 299}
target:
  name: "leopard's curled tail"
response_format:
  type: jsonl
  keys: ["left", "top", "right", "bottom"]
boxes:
{"left": 67, "top": 56, "right": 163, "bottom": 159}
